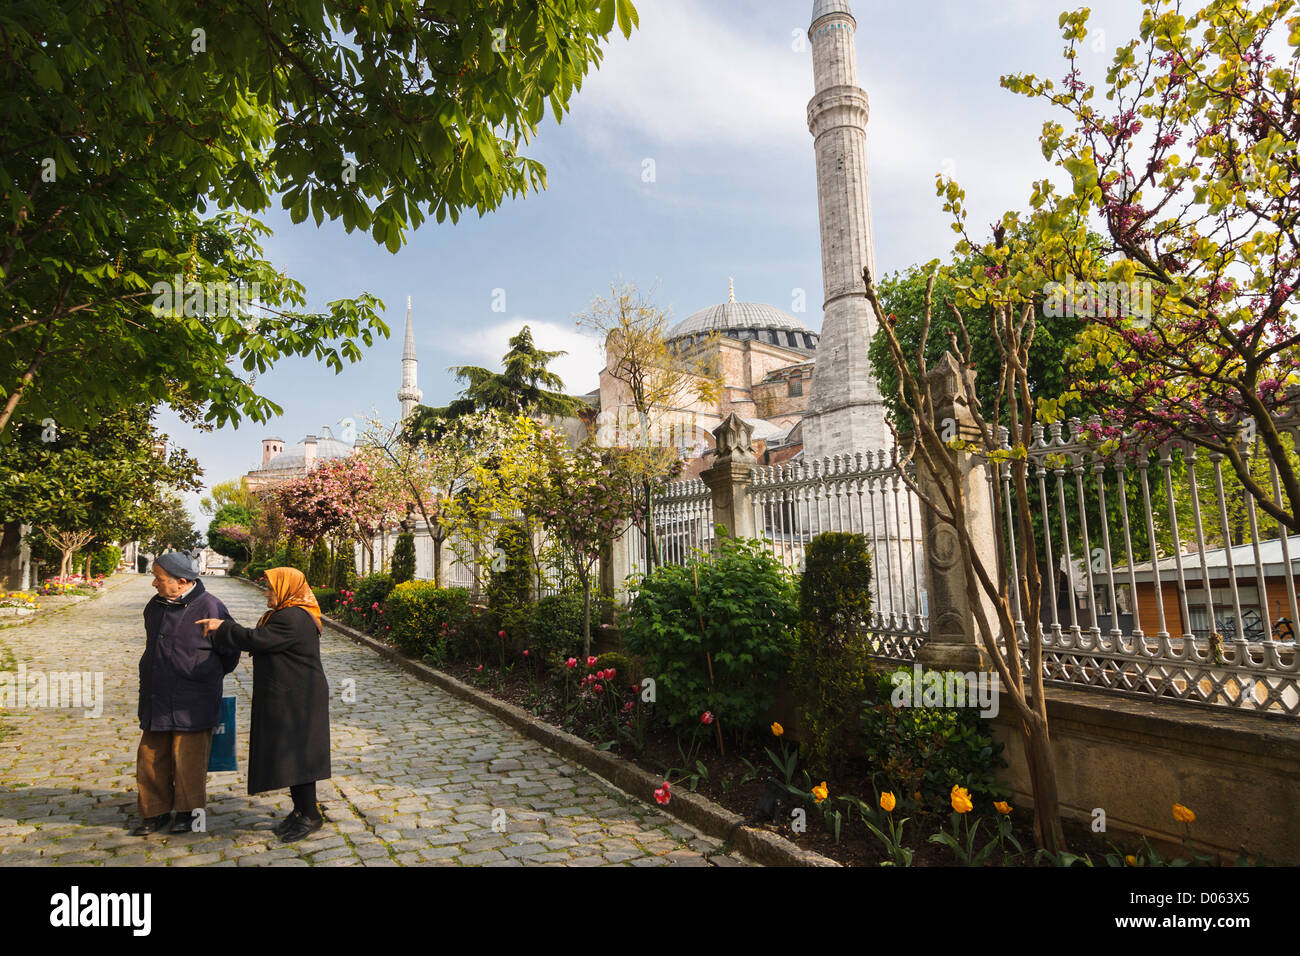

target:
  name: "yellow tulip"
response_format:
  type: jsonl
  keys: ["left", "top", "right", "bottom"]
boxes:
{"left": 771, "top": 722, "right": 784, "bottom": 737}
{"left": 993, "top": 801, "right": 1012, "bottom": 815}
{"left": 1125, "top": 854, "right": 1137, "bottom": 867}
{"left": 1172, "top": 803, "right": 1196, "bottom": 824}
{"left": 812, "top": 781, "right": 828, "bottom": 804}
{"left": 879, "top": 791, "right": 896, "bottom": 812}
{"left": 950, "top": 784, "right": 973, "bottom": 814}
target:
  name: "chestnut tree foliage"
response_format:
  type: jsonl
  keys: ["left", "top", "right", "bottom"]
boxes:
{"left": 0, "top": 0, "right": 639, "bottom": 436}
{"left": 0, "top": 406, "right": 201, "bottom": 577}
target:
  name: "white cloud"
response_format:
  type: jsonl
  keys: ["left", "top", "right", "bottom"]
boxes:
{"left": 571, "top": 1, "right": 809, "bottom": 148}
{"left": 452, "top": 319, "right": 604, "bottom": 396}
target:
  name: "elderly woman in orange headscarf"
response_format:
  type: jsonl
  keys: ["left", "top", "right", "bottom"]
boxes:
{"left": 196, "top": 567, "right": 331, "bottom": 843}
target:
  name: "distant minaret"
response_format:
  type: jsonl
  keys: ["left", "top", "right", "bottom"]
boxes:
{"left": 397, "top": 296, "right": 422, "bottom": 420}
{"left": 801, "top": 0, "right": 888, "bottom": 457}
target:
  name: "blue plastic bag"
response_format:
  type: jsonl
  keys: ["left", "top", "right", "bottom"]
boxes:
{"left": 208, "top": 695, "right": 237, "bottom": 772}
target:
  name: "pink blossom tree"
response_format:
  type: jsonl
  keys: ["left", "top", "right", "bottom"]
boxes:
{"left": 275, "top": 456, "right": 397, "bottom": 576}
{"left": 998, "top": 0, "right": 1300, "bottom": 531}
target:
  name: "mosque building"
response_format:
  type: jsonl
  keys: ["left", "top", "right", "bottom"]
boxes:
{"left": 250, "top": 0, "right": 886, "bottom": 492}
{"left": 594, "top": 0, "right": 887, "bottom": 471}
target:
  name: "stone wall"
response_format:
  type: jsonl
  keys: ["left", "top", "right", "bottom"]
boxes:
{"left": 989, "top": 686, "right": 1300, "bottom": 862}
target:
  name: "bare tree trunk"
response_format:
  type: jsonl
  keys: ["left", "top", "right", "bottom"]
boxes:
{"left": 1022, "top": 711, "right": 1066, "bottom": 852}
{"left": 642, "top": 478, "right": 660, "bottom": 570}
{"left": 578, "top": 561, "right": 592, "bottom": 660}
{"left": 0, "top": 521, "right": 22, "bottom": 590}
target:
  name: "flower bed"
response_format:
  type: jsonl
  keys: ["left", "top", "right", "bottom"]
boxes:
{"left": 431, "top": 654, "right": 1251, "bottom": 867}
{"left": 0, "top": 591, "right": 39, "bottom": 616}
{"left": 334, "top": 531, "right": 1263, "bottom": 867}
{"left": 35, "top": 574, "right": 105, "bottom": 596}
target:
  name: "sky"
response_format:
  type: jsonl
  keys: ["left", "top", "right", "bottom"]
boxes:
{"left": 158, "top": 0, "right": 1149, "bottom": 527}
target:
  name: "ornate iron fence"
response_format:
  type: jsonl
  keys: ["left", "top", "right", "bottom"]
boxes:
{"left": 632, "top": 451, "right": 929, "bottom": 663}
{"left": 990, "top": 417, "right": 1299, "bottom": 716}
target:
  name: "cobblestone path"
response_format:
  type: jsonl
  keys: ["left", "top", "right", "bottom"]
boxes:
{"left": 0, "top": 575, "right": 747, "bottom": 867}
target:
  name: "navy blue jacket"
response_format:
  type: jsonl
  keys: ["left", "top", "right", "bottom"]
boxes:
{"left": 139, "top": 579, "right": 239, "bottom": 732}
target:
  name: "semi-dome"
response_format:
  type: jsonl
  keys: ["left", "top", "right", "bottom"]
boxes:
{"left": 668, "top": 299, "right": 818, "bottom": 353}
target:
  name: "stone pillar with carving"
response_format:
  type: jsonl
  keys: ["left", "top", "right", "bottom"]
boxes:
{"left": 700, "top": 413, "right": 757, "bottom": 540}
{"left": 916, "top": 354, "right": 996, "bottom": 672}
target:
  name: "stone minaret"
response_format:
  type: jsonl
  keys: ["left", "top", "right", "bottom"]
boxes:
{"left": 397, "top": 296, "right": 422, "bottom": 420}
{"left": 801, "top": 0, "right": 888, "bottom": 458}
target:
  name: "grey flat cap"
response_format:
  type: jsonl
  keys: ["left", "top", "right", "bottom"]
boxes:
{"left": 154, "top": 550, "right": 202, "bottom": 580}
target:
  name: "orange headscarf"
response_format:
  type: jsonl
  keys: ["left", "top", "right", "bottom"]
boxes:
{"left": 257, "top": 567, "right": 322, "bottom": 634}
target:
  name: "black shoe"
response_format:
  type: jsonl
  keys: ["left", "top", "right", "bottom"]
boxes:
{"left": 131, "top": 813, "right": 171, "bottom": 836}
{"left": 278, "top": 813, "right": 323, "bottom": 843}
{"left": 272, "top": 810, "right": 304, "bottom": 836}
{"left": 169, "top": 814, "right": 194, "bottom": 834}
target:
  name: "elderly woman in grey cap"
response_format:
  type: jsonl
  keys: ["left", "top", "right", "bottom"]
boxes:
{"left": 132, "top": 551, "right": 239, "bottom": 835}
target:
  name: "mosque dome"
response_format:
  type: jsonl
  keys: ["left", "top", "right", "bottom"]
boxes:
{"left": 263, "top": 427, "right": 355, "bottom": 470}
{"left": 667, "top": 283, "right": 818, "bottom": 353}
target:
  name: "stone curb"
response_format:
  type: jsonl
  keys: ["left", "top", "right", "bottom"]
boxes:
{"left": 225, "top": 577, "right": 838, "bottom": 867}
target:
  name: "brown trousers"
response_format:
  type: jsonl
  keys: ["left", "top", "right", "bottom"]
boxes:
{"left": 136, "top": 729, "right": 213, "bottom": 818}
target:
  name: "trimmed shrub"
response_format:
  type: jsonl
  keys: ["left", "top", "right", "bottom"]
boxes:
{"left": 444, "top": 600, "right": 494, "bottom": 663}
{"left": 90, "top": 545, "right": 122, "bottom": 578}
{"left": 307, "top": 540, "right": 331, "bottom": 587}
{"left": 331, "top": 548, "right": 357, "bottom": 590}
{"left": 859, "top": 666, "right": 1007, "bottom": 810}
{"left": 595, "top": 651, "right": 640, "bottom": 688}
{"left": 800, "top": 531, "right": 872, "bottom": 633}
{"left": 487, "top": 523, "right": 532, "bottom": 610}
{"left": 313, "top": 587, "right": 340, "bottom": 613}
{"left": 346, "top": 572, "right": 395, "bottom": 634}
{"left": 623, "top": 533, "right": 799, "bottom": 740}
{"left": 530, "top": 591, "right": 585, "bottom": 667}
{"left": 390, "top": 532, "right": 416, "bottom": 585}
{"left": 282, "top": 538, "right": 311, "bottom": 576}
{"left": 384, "top": 581, "right": 472, "bottom": 660}
{"left": 791, "top": 532, "right": 875, "bottom": 777}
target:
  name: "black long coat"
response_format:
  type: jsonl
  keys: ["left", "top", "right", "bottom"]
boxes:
{"left": 140, "top": 579, "right": 239, "bottom": 732}
{"left": 211, "top": 606, "right": 331, "bottom": 794}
